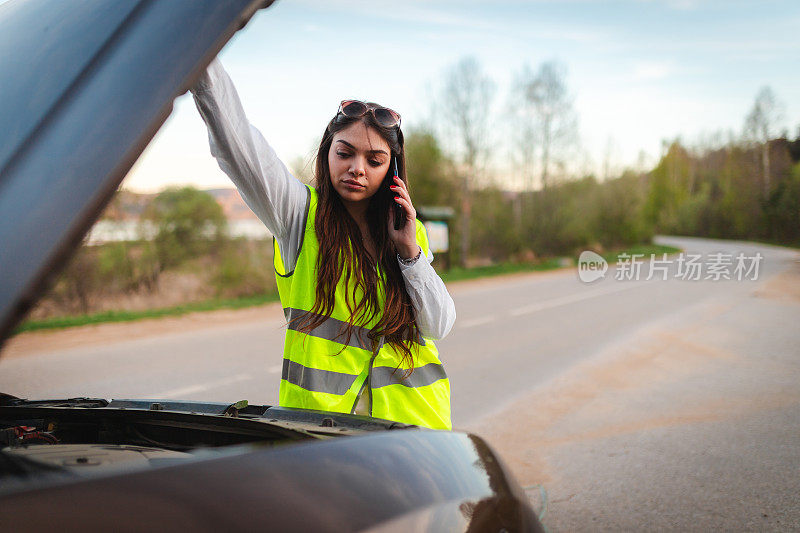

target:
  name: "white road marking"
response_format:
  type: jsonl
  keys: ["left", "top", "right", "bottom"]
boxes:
{"left": 152, "top": 372, "right": 252, "bottom": 398}
{"left": 509, "top": 282, "right": 642, "bottom": 317}
{"left": 459, "top": 316, "right": 497, "bottom": 329}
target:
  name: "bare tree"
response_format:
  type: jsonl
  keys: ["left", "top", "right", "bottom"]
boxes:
{"left": 744, "top": 86, "right": 785, "bottom": 195}
{"left": 513, "top": 61, "right": 577, "bottom": 189}
{"left": 602, "top": 136, "right": 618, "bottom": 181}
{"left": 509, "top": 64, "right": 539, "bottom": 192}
{"left": 439, "top": 56, "right": 495, "bottom": 267}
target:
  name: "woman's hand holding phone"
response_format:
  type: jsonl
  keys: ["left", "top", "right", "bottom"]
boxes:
{"left": 388, "top": 171, "right": 420, "bottom": 260}
{"left": 391, "top": 158, "right": 405, "bottom": 231}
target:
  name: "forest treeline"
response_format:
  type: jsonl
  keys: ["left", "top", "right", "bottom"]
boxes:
{"left": 36, "top": 58, "right": 799, "bottom": 318}
{"left": 406, "top": 126, "right": 800, "bottom": 264}
{"left": 404, "top": 58, "right": 799, "bottom": 266}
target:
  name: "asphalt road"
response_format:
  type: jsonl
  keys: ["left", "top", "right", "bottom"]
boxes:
{"left": 1, "top": 236, "right": 799, "bottom": 531}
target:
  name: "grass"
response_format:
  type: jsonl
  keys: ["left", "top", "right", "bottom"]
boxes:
{"left": 438, "top": 243, "right": 682, "bottom": 283}
{"left": 599, "top": 243, "right": 682, "bottom": 264}
{"left": 14, "top": 293, "right": 280, "bottom": 335}
{"left": 439, "top": 257, "right": 566, "bottom": 283}
{"left": 14, "top": 242, "right": 683, "bottom": 335}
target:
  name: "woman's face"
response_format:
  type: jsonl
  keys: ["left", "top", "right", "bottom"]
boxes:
{"left": 328, "top": 121, "right": 392, "bottom": 209}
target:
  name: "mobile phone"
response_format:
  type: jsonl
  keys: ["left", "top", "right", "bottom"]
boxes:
{"left": 392, "top": 157, "right": 406, "bottom": 231}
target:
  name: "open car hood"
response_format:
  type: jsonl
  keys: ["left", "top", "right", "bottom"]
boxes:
{"left": 0, "top": 0, "right": 274, "bottom": 346}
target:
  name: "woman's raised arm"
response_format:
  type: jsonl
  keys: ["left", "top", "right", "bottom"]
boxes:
{"left": 191, "top": 59, "right": 307, "bottom": 269}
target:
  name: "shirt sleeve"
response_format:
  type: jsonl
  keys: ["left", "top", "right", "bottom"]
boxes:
{"left": 191, "top": 58, "right": 308, "bottom": 271}
{"left": 399, "top": 247, "right": 457, "bottom": 341}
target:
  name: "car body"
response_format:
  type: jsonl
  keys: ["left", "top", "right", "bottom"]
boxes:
{"left": 0, "top": 1, "right": 542, "bottom": 530}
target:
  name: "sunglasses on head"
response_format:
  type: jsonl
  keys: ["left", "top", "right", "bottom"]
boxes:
{"left": 337, "top": 100, "right": 401, "bottom": 128}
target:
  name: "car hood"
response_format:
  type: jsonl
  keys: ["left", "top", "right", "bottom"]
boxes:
{"left": 0, "top": 395, "right": 417, "bottom": 439}
{"left": 0, "top": 0, "right": 274, "bottom": 346}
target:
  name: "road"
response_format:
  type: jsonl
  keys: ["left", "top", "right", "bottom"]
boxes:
{"left": 2, "top": 236, "right": 799, "bottom": 531}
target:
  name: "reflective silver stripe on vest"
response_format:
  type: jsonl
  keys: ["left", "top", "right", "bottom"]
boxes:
{"left": 371, "top": 363, "right": 447, "bottom": 389}
{"left": 285, "top": 308, "right": 374, "bottom": 351}
{"left": 284, "top": 308, "right": 426, "bottom": 348}
{"left": 281, "top": 359, "right": 358, "bottom": 395}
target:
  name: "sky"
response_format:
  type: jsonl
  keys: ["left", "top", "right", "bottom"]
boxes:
{"left": 124, "top": 0, "right": 800, "bottom": 192}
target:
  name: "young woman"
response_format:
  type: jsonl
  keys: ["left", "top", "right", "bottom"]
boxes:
{"left": 191, "top": 60, "right": 456, "bottom": 430}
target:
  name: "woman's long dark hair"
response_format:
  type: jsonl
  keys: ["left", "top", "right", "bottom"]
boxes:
{"left": 295, "top": 110, "right": 420, "bottom": 373}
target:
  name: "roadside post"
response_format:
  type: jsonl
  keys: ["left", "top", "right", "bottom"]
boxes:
{"left": 417, "top": 206, "right": 455, "bottom": 271}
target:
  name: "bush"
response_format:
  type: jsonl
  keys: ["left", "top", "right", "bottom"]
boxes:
{"left": 212, "top": 239, "right": 276, "bottom": 298}
{"left": 53, "top": 246, "right": 101, "bottom": 314}
{"left": 142, "top": 187, "right": 228, "bottom": 270}
{"left": 591, "top": 173, "right": 653, "bottom": 248}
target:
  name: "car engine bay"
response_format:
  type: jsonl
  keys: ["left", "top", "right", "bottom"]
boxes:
{"left": 0, "top": 397, "right": 343, "bottom": 492}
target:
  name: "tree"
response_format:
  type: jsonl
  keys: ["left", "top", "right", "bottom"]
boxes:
{"left": 512, "top": 61, "right": 577, "bottom": 189}
{"left": 744, "top": 86, "right": 785, "bottom": 195}
{"left": 57, "top": 244, "right": 100, "bottom": 314}
{"left": 644, "top": 141, "right": 693, "bottom": 231}
{"left": 788, "top": 126, "right": 800, "bottom": 163}
{"left": 508, "top": 65, "right": 539, "bottom": 192}
{"left": 763, "top": 162, "right": 800, "bottom": 244}
{"left": 142, "top": 187, "right": 227, "bottom": 270}
{"left": 439, "top": 56, "right": 495, "bottom": 266}
{"left": 404, "top": 127, "right": 456, "bottom": 207}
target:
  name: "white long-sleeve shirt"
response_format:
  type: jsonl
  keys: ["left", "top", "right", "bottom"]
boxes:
{"left": 191, "top": 59, "right": 456, "bottom": 340}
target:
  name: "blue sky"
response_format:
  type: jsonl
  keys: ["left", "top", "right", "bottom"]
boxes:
{"left": 126, "top": 0, "right": 800, "bottom": 191}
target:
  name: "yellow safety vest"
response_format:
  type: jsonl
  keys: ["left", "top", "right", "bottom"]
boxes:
{"left": 273, "top": 185, "right": 451, "bottom": 430}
